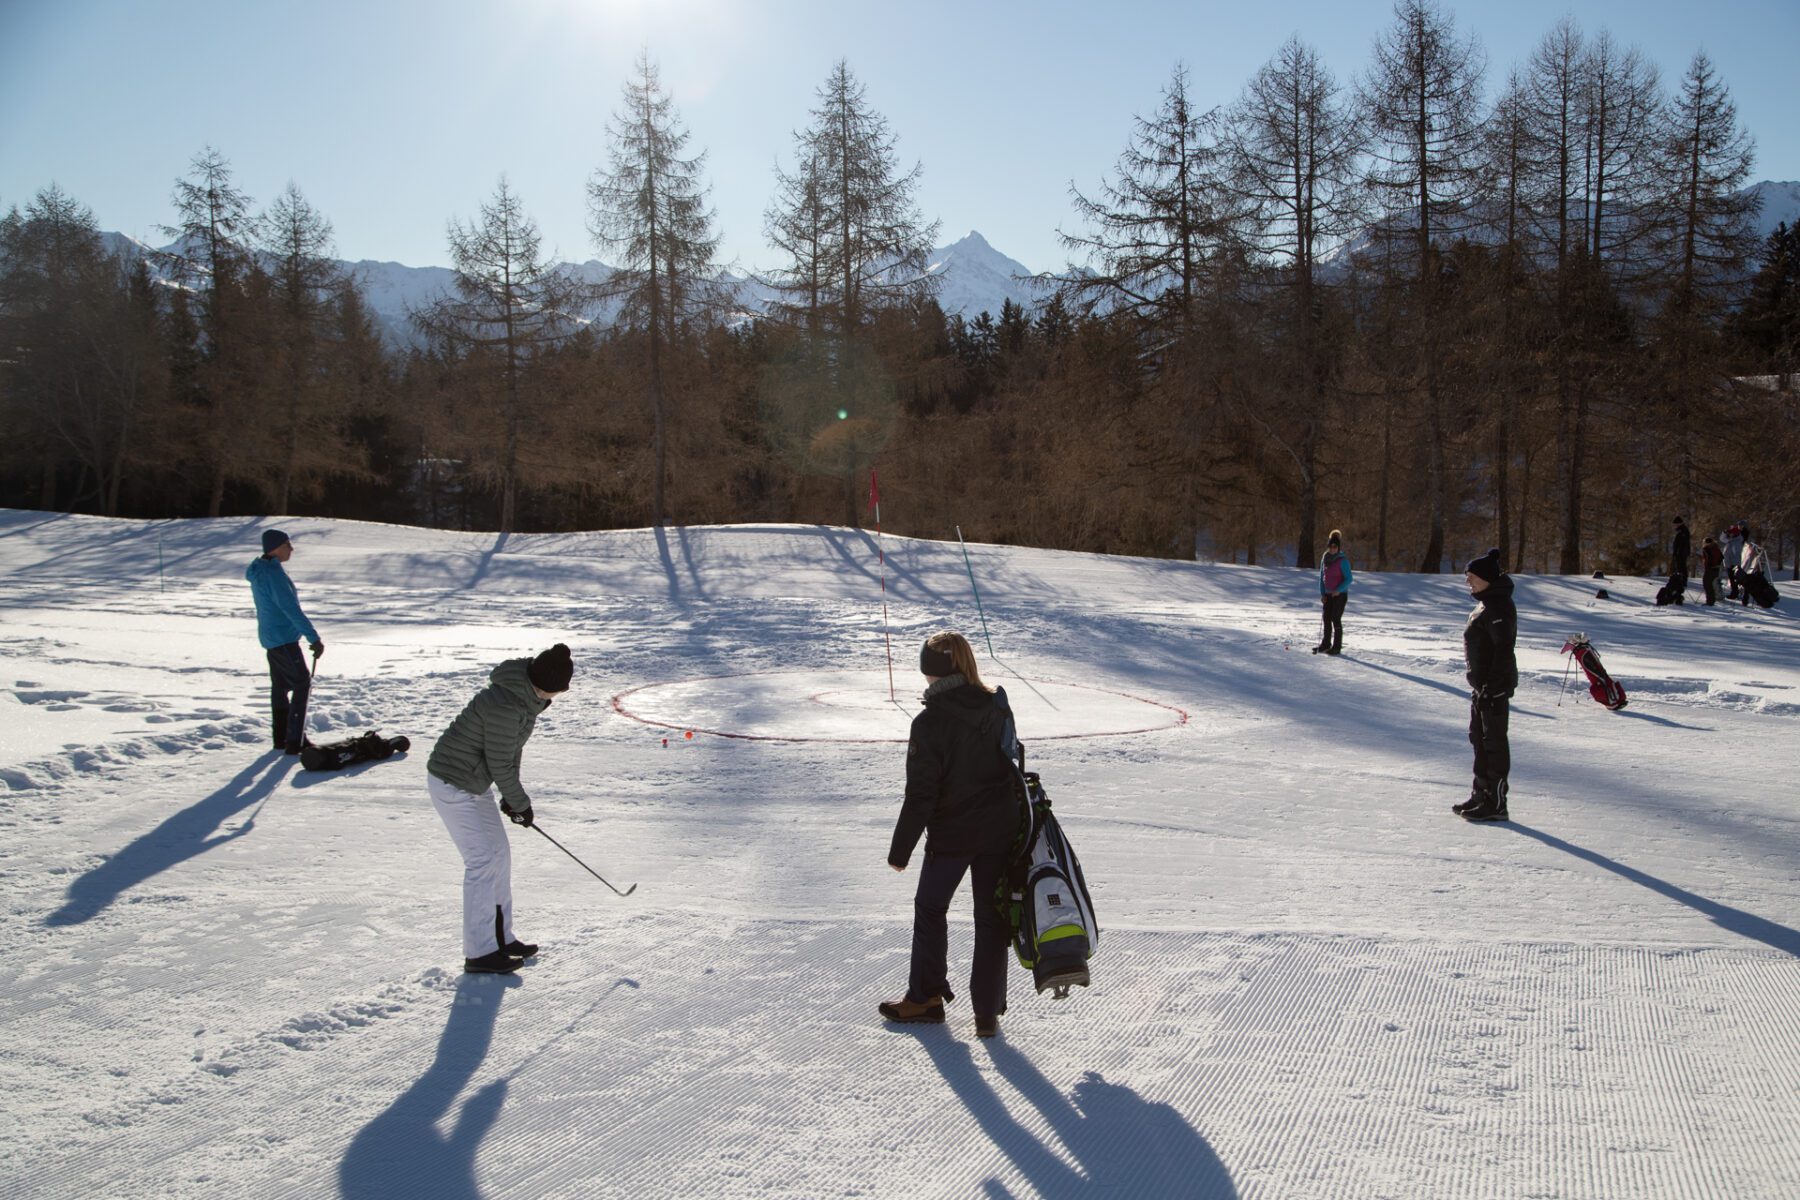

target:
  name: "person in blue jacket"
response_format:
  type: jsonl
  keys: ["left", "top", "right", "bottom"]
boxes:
{"left": 246, "top": 529, "right": 323, "bottom": 754}
{"left": 1316, "top": 529, "right": 1353, "bottom": 655}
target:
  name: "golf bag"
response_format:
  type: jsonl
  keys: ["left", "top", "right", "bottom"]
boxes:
{"left": 1654, "top": 574, "right": 1688, "bottom": 606}
{"left": 1561, "top": 634, "right": 1627, "bottom": 710}
{"left": 996, "top": 744, "right": 1098, "bottom": 998}
{"left": 300, "top": 731, "right": 411, "bottom": 772}
{"left": 1744, "top": 571, "right": 1781, "bottom": 609}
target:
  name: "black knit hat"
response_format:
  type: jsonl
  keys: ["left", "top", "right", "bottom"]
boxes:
{"left": 1464, "top": 547, "right": 1503, "bottom": 583}
{"left": 920, "top": 640, "right": 956, "bottom": 677}
{"left": 528, "top": 643, "right": 573, "bottom": 693}
{"left": 261, "top": 529, "right": 291, "bottom": 554}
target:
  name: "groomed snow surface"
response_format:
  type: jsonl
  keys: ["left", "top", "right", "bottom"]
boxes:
{"left": 1, "top": 510, "right": 1796, "bottom": 1200}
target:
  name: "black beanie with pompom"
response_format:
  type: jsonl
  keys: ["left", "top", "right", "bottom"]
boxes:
{"left": 1464, "top": 548, "right": 1503, "bottom": 583}
{"left": 528, "top": 643, "right": 573, "bottom": 693}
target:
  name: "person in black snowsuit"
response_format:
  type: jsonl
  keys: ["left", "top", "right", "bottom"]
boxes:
{"left": 1453, "top": 549, "right": 1517, "bottom": 823}
{"left": 1669, "top": 516, "right": 1692, "bottom": 601}
{"left": 881, "top": 632, "right": 1020, "bottom": 1038}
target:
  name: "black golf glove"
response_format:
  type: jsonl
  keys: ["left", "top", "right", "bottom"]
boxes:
{"left": 310, "top": 641, "right": 324, "bottom": 658}
{"left": 507, "top": 804, "right": 534, "bottom": 828}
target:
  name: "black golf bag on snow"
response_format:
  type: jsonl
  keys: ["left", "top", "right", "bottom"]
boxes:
{"left": 1561, "top": 634, "right": 1627, "bottom": 710}
{"left": 1654, "top": 574, "right": 1688, "bottom": 606}
{"left": 300, "top": 731, "right": 411, "bottom": 772}
{"left": 1744, "top": 571, "right": 1781, "bottom": 609}
{"left": 995, "top": 742, "right": 1098, "bottom": 999}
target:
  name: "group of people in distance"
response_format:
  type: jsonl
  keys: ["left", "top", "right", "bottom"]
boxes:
{"left": 1682, "top": 517, "right": 1773, "bottom": 607}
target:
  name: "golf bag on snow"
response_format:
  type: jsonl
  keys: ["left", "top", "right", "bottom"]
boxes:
{"left": 995, "top": 743, "right": 1098, "bottom": 999}
{"left": 1654, "top": 574, "right": 1688, "bottom": 606}
{"left": 300, "top": 731, "right": 411, "bottom": 772}
{"left": 1744, "top": 571, "right": 1781, "bottom": 609}
{"left": 1561, "top": 634, "right": 1627, "bottom": 710}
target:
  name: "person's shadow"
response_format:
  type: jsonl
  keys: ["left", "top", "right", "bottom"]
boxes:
{"left": 914, "top": 1032, "right": 1237, "bottom": 1197}
{"left": 339, "top": 973, "right": 521, "bottom": 1200}
{"left": 1507, "top": 822, "right": 1800, "bottom": 958}
{"left": 46, "top": 751, "right": 296, "bottom": 926}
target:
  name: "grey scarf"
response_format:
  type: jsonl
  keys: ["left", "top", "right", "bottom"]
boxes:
{"left": 921, "top": 673, "right": 966, "bottom": 704}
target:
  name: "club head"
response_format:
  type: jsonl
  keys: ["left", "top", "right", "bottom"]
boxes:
{"left": 623, "top": 884, "right": 638, "bottom": 896}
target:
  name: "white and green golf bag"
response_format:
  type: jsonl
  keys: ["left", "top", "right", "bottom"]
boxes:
{"left": 998, "top": 743, "right": 1098, "bottom": 998}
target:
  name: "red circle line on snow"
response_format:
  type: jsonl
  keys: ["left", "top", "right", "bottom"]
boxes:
{"left": 610, "top": 669, "right": 1191, "bottom": 744}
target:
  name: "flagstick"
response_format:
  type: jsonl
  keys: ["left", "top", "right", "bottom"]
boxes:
{"left": 872, "top": 472, "right": 895, "bottom": 702}
{"left": 956, "top": 525, "right": 996, "bottom": 658}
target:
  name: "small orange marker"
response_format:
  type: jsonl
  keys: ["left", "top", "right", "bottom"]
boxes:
{"left": 684, "top": 730, "right": 694, "bottom": 740}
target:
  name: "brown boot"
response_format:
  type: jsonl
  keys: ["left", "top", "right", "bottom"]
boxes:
{"left": 878, "top": 996, "right": 945, "bottom": 1024}
{"left": 975, "top": 1015, "right": 999, "bottom": 1038}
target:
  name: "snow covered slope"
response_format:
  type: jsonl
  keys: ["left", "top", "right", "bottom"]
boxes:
{"left": 1, "top": 511, "right": 1796, "bottom": 1198}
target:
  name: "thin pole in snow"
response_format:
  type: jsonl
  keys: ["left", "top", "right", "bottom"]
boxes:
{"left": 872, "top": 472, "right": 894, "bottom": 702}
{"left": 158, "top": 530, "right": 165, "bottom": 593}
{"left": 957, "top": 525, "right": 995, "bottom": 658}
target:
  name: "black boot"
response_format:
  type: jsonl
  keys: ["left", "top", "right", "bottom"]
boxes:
{"left": 1460, "top": 779, "right": 1509, "bottom": 822}
{"left": 503, "top": 939, "right": 538, "bottom": 958}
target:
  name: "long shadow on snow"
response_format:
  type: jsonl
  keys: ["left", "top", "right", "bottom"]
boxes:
{"left": 45, "top": 751, "right": 297, "bottom": 926}
{"left": 819, "top": 526, "right": 953, "bottom": 606}
{"left": 908, "top": 1030, "right": 1237, "bottom": 1198}
{"left": 1610, "top": 707, "right": 1713, "bottom": 732}
{"left": 1506, "top": 822, "right": 1800, "bottom": 958}
{"left": 1342, "top": 656, "right": 1557, "bottom": 720}
{"left": 467, "top": 532, "right": 509, "bottom": 590}
{"left": 339, "top": 973, "right": 521, "bottom": 1200}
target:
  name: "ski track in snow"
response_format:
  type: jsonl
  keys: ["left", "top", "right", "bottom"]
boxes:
{"left": 1, "top": 512, "right": 1797, "bottom": 1199}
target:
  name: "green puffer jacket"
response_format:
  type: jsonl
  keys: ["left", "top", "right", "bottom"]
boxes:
{"left": 427, "top": 658, "right": 549, "bottom": 813}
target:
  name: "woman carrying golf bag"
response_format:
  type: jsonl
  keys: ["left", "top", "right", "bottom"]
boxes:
{"left": 881, "top": 632, "right": 1019, "bottom": 1038}
{"left": 427, "top": 643, "right": 573, "bottom": 975}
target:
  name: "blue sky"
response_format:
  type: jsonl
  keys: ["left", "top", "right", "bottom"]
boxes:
{"left": 3, "top": 0, "right": 1795, "bottom": 274}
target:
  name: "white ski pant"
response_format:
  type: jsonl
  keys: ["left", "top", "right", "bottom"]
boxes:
{"left": 428, "top": 772, "right": 515, "bottom": 958}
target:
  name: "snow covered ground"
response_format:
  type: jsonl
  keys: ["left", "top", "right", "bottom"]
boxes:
{"left": 1, "top": 509, "right": 1795, "bottom": 1199}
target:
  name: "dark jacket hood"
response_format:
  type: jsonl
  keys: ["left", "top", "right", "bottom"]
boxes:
{"left": 490, "top": 658, "right": 550, "bottom": 714}
{"left": 928, "top": 682, "right": 1008, "bottom": 733}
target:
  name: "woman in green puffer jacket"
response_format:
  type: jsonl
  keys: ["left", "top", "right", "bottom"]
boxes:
{"left": 427, "top": 643, "right": 573, "bottom": 975}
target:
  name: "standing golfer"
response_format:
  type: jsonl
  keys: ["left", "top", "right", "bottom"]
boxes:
{"left": 1453, "top": 549, "right": 1517, "bottom": 823}
{"left": 881, "top": 632, "right": 1020, "bottom": 1038}
{"left": 246, "top": 529, "right": 323, "bottom": 755}
{"left": 427, "top": 644, "right": 572, "bottom": 975}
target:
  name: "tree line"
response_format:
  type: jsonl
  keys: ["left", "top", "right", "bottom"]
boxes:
{"left": 3, "top": 3, "right": 1797, "bottom": 576}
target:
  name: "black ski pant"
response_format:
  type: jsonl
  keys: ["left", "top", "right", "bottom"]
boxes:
{"left": 1703, "top": 566, "right": 1720, "bottom": 605}
{"left": 907, "top": 849, "right": 1010, "bottom": 1019}
{"left": 1468, "top": 694, "right": 1510, "bottom": 795}
{"left": 267, "top": 642, "right": 312, "bottom": 752}
{"left": 1321, "top": 593, "right": 1348, "bottom": 651}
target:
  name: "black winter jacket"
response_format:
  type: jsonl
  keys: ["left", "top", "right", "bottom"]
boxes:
{"left": 888, "top": 681, "right": 1020, "bottom": 868}
{"left": 1463, "top": 574, "right": 1519, "bottom": 701}
{"left": 1671, "top": 524, "right": 1692, "bottom": 572}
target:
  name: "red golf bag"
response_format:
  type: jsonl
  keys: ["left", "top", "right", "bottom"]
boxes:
{"left": 1561, "top": 634, "right": 1627, "bottom": 710}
